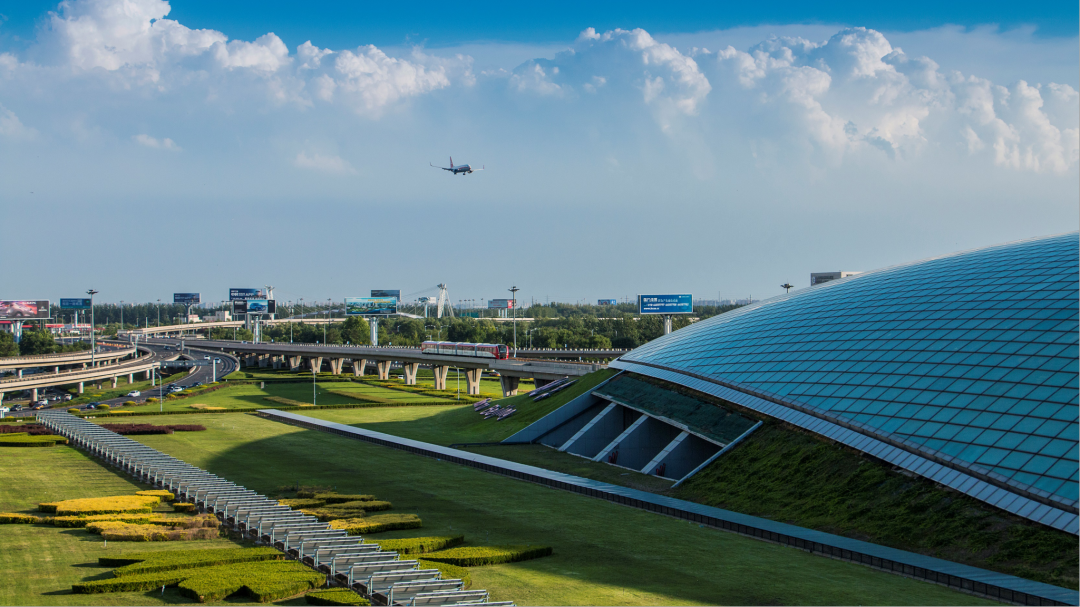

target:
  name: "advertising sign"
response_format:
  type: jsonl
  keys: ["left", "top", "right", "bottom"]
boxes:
{"left": 598, "top": 299, "right": 618, "bottom": 306}
{"left": 345, "top": 297, "right": 397, "bottom": 316}
{"left": 487, "top": 299, "right": 515, "bottom": 309}
{"left": 60, "top": 298, "right": 92, "bottom": 310}
{"left": 231, "top": 301, "right": 248, "bottom": 315}
{"left": 173, "top": 293, "right": 201, "bottom": 305}
{"left": 371, "top": 289, "right": 400, "bottom": 301}
{"left": 229, "top": 288, "right": 263, "bottom": 301}
{"left": 638, "top": 294, "right": 693, "bottom": 315}
{"left": 0, "top": 300, "right": 50, "bottom": 319}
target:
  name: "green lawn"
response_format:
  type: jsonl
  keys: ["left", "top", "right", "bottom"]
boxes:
{"left": 0, "top": 447, "right": 248, "bottom": 606}
{"left": 227, "top": 367, "right": 527, "bottom": 399}
{"left": 110, "top": 412, "right": 996, "bottom": 606}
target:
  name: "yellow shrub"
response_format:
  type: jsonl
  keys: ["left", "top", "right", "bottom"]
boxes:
{"left": 87, "top": 521, "right": 219, "bottom": 541}
{"left": 136, "top": 490, "right": 176, "bottom": 502}
{"left": 53, "top": 495, "right": 161, "bottom": 516}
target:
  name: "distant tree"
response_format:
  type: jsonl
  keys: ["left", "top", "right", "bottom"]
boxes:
{"left": 0, "top": 332, "right": 18, "bottom": 357}
{"left": 340, "top": 317, "right": 370, "bottom": 345}
{"left": 18, "top": 330, "right": 56, "bottom": 356}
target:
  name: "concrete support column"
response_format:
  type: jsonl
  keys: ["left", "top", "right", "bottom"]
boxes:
{"left": 78, "top": 382, "right": 84, "bottom": 394}
{"left": 330, "top": 358, "right": 345, "bottom": 375}
{"left": 465, "top": 368, "right": 483, "bottom": 395}
{"left": 533, "top": 378, "right": 554, "bottom": 390}
{"left": 111, "top": 377, "right": 118, "bottom": 388}
{"left": 82, "top": 363, "right": 87, "bottom": 369}
{"left": 144, "top": 370, "right": 152, "bottom": 380}
{"left": 258, "top": 355, "right": 269, "bottom": 368}
{"left": 128, "top": 374, "right": 134, "bottom": 384}
{"left": 432, "top": 366, "right": 449, "bottom": 390}
{"left": 307, "top": 357, "right": 323, "bottom": 374}
{"left": 289, "top": 356, "right": 303, "bottom": 372}
{"left": 273, "top": 357, "right": 282, "bottom": 370}
{"left": 352, "top": 359, "right": 368, "bottom": 377}
{"left": 402, "top": 363, "right": 419, "bottom": 385}
{"left": 55, "top": 366, "right": 60, "bottom": 374}
{"left": 500, "top": 375, "right": 520, "bottom": 397}
{"left": 16, "top": 369, "right": 22, "bottom": 378}
{"left": 376, "top": 361, "right": 392, "bottom": 381}
{"left": 31, "top": 388, "right": 38, "bottom": 401}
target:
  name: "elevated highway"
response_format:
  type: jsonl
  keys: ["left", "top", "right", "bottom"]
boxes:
{"left": 122, "top": 317, "right": 344, "bottom": 337}
{"left": 0, "top": 346, "right": 174, "bottom": 404}
{"left": 145, "top": 338, "right": 610, "bottom": 396}
{"left": 0, "top": 346, "right": 136, "bottom": 372}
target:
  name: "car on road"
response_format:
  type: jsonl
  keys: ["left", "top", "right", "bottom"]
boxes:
{"left": 62, "top": 394, "right": 73, "bottom": 401}
{"left": 214, "top": 357, "right": 221, "bottom": 363}
{"left": 126, "top": 391, "right": 141, "bottom": 397}
{"left": 11, "top": 404, "right": 23, "bottom": 411}
{"left": 86, "top": 402, "right": 101, "bottom": 409}
{"left": 203, "top": 355, "right": 211, "bottom": 360}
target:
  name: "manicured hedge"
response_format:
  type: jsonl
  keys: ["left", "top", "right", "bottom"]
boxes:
{"left": 136, "top": 490, "right": 176, "bottom": 501}
{"left": 73, "top": 559, "right": 320, "bottom": 601}
{"left": 37, "top": 502, "right": 59, "bottom": 513}
{"left": 280, "top": 498, "right": 325, "bottom": 509}
{"left": 50, "top": 495, "right": 160, "bottom": 516}
{"left": 86, "top": 521, "right": 219, "bottom": 541}
{"left": 328, "top": 513, "right": 421, "bottom": 535}
{"left": 300, "top": 508, "right": 369, "bottom": 522}
{"left": 49, "top": 514, "right": 162, "bottom": 528}
{"left": 0, "top": 512, "right": 42, "bottom": 524}
{"left": 326, "top": 500, "right": 391, "bottom": 512}
{"left": 368, "top": 535, "right": 464, "bottom": 555}
{"left": 310, "top": 493, "right": 376, "bottom": 504}
{"left": 172, "top": 502, "right": 196, "bottom": 513}
{"left": 421, "top": 545, "right": 553, "bottom": 567}
{"left": 417, "top": 559, "right": 471, "bottom": 588}
{"left": 106, "top": 546, "right": 282, "bottom": 575}
{"left": 0, "top": 435, "right": 68, "bottom": 447}
{"left": 305, "top": 588, "right": 371, "bottom": 606}
{"left": 0, "top": 423, "right": 54, "bottom": 435}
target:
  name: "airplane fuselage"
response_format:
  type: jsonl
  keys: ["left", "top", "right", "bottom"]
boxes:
{"left": 450, "top": 164, "right": 472, "bottom": 174}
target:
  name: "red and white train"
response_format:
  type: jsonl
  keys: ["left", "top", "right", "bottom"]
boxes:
{"left": 420, "top": 341, "right": 510, "bottom": 359}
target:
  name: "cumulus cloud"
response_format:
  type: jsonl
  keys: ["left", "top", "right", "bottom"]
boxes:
{"left": 294, "top": 151, "right": 355, "bottom": 174}
{"left": 133, "top": 133, "right": 180, "bottom": 150}
{"left": 0, "top": 1, "right": 1075, "bottom": 176}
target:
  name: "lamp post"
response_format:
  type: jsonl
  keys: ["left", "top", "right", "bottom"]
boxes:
{"left": 156, "top": 300, "right": 161, "bottom": 326}
{"left": 120, "top": 301, "right": 124, "bottom": 334}
{"left": 508, "top": 286, "right": 519, "bottom": 358}
{"left": 85, "top": 289, "right": 99, "bottom": 368}
{"left": 781, "top": 283, "right": 794, "bottom": 294}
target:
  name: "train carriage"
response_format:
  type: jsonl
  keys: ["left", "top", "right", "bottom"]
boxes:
{"left": 420, "top": 341, "right": 509, "bottom": 359}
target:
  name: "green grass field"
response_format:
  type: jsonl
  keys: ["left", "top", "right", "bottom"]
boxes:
{"left": 226, "top": 367, "right": 527, "bottom": 399}
{"left": 0, "top": 447, "right": 252, "bottom": 606}
{"left": 103, "top": 411, "right": 995, "bottom": 606}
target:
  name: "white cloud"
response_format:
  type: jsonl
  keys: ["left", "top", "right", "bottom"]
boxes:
{"left": 0, "top": 104, "right": 37, "bottom": 140}
{"left": 133, "top": 133, "right": 180, "bottom": 150}
{"left": 294, "top": 151, "right": 355, "bottom": 174}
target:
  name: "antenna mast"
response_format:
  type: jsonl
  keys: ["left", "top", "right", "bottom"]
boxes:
{"left": 436, "top": 284, "right": 454, "bottom": 319}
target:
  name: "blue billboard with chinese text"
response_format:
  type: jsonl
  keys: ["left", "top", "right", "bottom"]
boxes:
{"left": 598, "top": 299, "right": 618, "bottom": 306}
{"left": 638, "top": 294, "right": 693, "bottom": 315}
{"left": 60, "top": 298, "right": 92, "bottom": 309}
{"left": 229, "top": 288, "right": 263, "bottom": 301}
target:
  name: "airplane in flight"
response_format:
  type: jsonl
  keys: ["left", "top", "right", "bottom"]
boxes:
{"left": 431, "top": 157, "right": 483, "bottom": 175}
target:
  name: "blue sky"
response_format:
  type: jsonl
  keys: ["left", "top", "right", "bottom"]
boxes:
{"left": 0, "top": 0, "right": 1077, "bottom": 307}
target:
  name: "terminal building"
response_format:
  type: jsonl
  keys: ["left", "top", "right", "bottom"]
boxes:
{"left": 517, "top": 233, "right": 1079, "bottom": 534}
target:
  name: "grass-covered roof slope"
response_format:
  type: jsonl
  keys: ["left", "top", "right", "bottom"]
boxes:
{"left": 674, "top": 422, "right": 1079, "bottom": 590}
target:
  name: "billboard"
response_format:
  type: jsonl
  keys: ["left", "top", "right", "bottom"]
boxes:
{"left": 174, "top": 293, "right": 201, "bottom": 305}
{"left": 345, "top": 297, "right": 397, "bottom": 316}
{"left": 638, "top": 294, "right": 693, "bottom": 315}
{"left": 487, "top": 299, "right": 515, "bottom": 309}
{"left": 60, "top": 298, "right": 92, "bottom": 310}
{"left": 371, "top": 289, "right": 400, "bottom": 301}
{"left": 233, "top": 300, "right": 276, "bottom": 314}
{"left": 229, "top": 288, "right": 263, "bottom": 301}
{"left": 598, "top": 299, "right": 618, "bottom": 306}
{"left": 0, "top": 300, "right": 50, "bottom": 320}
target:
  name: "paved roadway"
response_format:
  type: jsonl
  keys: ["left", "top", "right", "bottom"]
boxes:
{"left": 4, "top": 345, "right": 237, "bottom": 419}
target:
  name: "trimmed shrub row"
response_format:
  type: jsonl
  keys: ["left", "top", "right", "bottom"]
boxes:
{"left": 98, "top": 423, "right": 207, "bottom": 435}
{"left": 172, "top": 502, "right": 197, "bottom": 513}
{"left": 49, "top": 514, "right": 163, "bottom": 528}
{"left": 0, "top": 423, "right": 54, "bottom": 435}
{"left": 136, "top": 490, "right": 176, "bottom": 501}
{"left": 264, "top": 396, "right": 314, "bottom": 408}
{"left": 329, "top": 513, "right": 422, "bottom": 535}
{"left": 86, "top": 521, "right": 219, "bottom": 541}
{"left": 368, "top": 535, "right": 464, "bottom": 555}
{"left": 417, "top": 559, "right": 471, "bottom": 589}
{"left": 305, "top": 588, "right": 371, "bottom": 606}
{"left": 0, "top": 435, "right": 68, "bottom": 447}
{"left": 421, "top": 545, "right": 553, "bottom": 567}
{"left": 0, "top": 512, "right": 42, "bottom": 524}
{"left": 46, "top": 495, "right": 161, "bottom": 516}
{"left": 73, "top": 559, "right": 321, "bottom": 602}
{"left": 102, "top": 546, "right": 281, "bottom": 572}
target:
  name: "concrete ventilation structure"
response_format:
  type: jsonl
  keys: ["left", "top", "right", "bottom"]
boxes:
{"left": 608, "top": 233, "right": 1078, "bottom": 533}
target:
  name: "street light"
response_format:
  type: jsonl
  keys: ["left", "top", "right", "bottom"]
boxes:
{"left": 86, "top": 289, "right": 98, "bottom": 367}
{"left": 156, "top": 299, "right": 161, "bottom": 326}
{"left": 120, "top": 301, "right": 124, "bottom": 333}
{"left": 508, "top": 285, "right": 520, "bottom": 357}
{"left": 781, "top": 283, "right": 794, "bottom": 294}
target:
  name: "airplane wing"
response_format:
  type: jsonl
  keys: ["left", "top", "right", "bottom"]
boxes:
{"left": 430, "top": 162, "right": 452, "bottom": 171}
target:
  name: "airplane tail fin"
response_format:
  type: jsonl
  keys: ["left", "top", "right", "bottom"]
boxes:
{"left": 450, "top": 156, "right": 453, "bottom": 169}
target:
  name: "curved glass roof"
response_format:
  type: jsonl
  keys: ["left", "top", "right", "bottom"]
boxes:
{"left": 622, "top": 233, "right": 1079, "bottom": 508}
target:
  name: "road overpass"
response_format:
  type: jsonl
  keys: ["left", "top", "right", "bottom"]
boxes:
{"left": 146, "top": 338, "right": 608, "bottom": 396}
{"left": 0, "top": 346, "right": 136, "bottom": 372}
{"left": 122, "top": 317, "right": 345, "bottom": 337}
{"left": 0, "top": 346, "right": 176, "bottom": 405}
